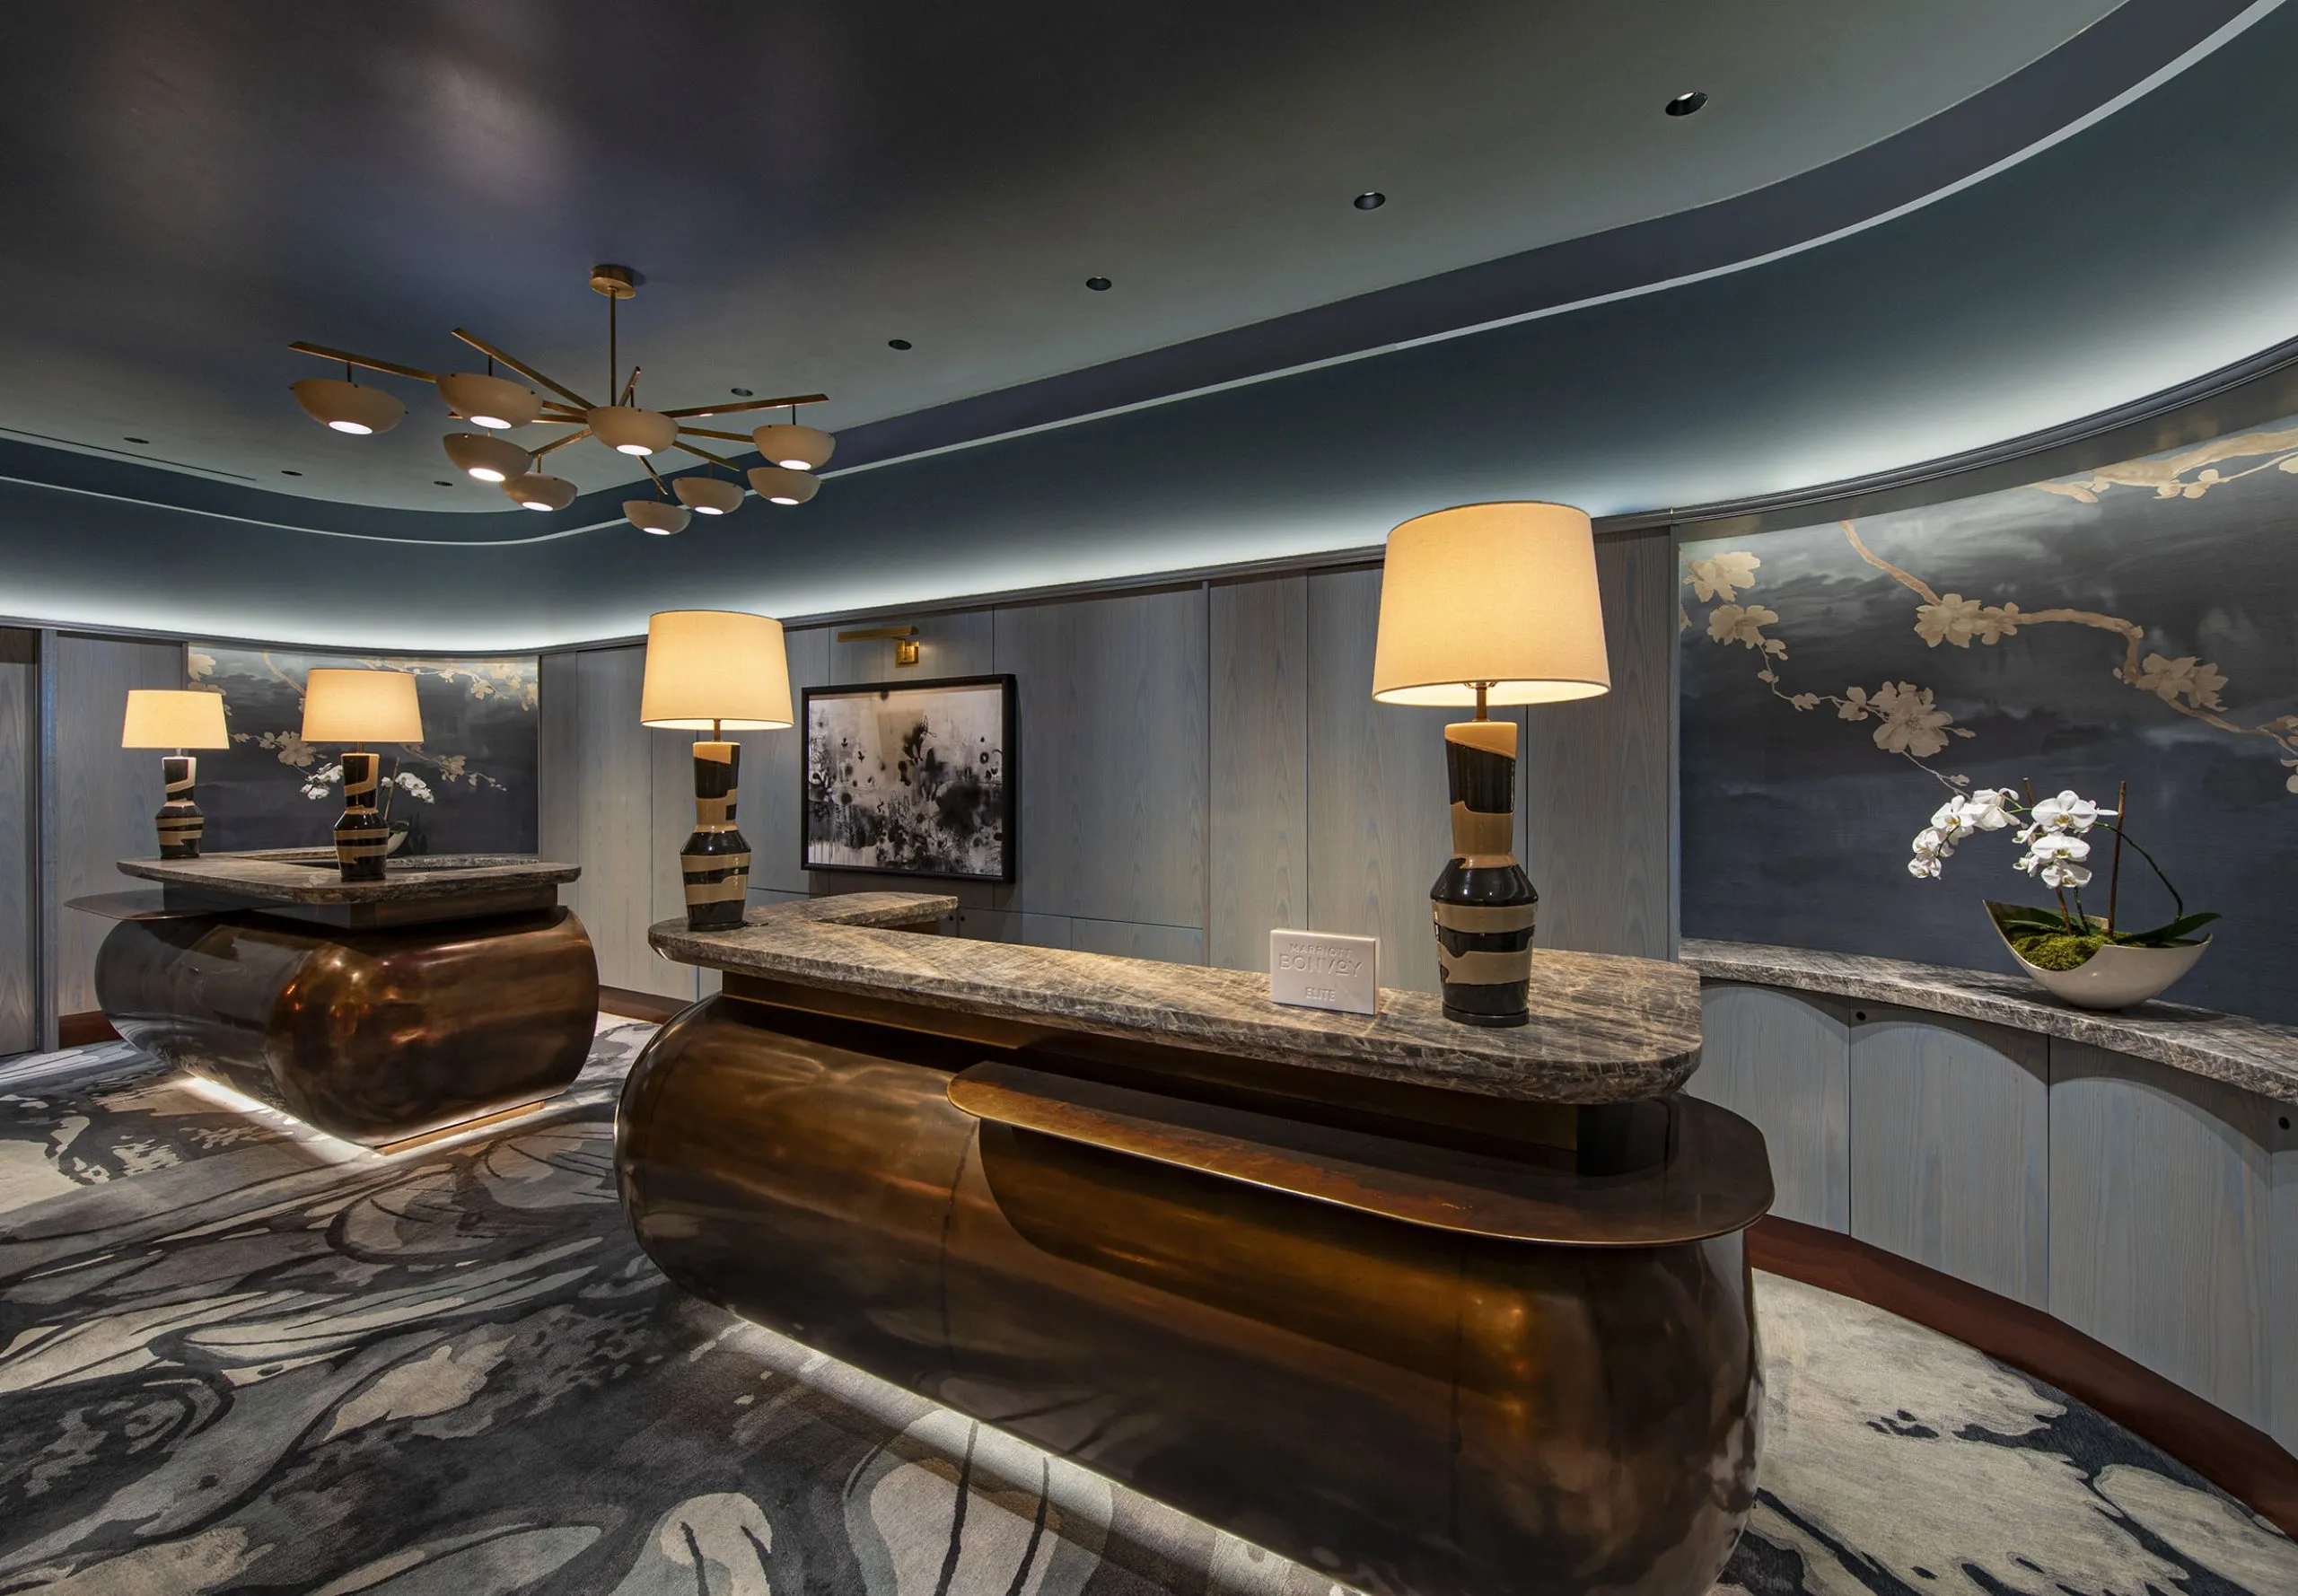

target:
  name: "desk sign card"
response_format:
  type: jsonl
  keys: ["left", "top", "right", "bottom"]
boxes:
{"left": 1269, "top": 930, "right": 1380, "bottom": 1016}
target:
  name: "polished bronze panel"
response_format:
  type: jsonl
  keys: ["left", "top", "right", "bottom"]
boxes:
{"left": 96, "top": 907, "right": 599, "bottom": 1145}
{"left": 618, "top": 994, "right": 1766, "bottom": 1596}
{"left": 948, "top": 1060, "right": 1772, "bottom": 1245}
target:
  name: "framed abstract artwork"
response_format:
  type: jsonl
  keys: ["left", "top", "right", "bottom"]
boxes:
{"left": 802, "top": 675, "right": 1016, "bottom": 881}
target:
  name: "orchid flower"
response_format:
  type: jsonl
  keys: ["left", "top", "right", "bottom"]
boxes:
{"left": 2028, "top": 789, "right": 2115, "bottom": 834}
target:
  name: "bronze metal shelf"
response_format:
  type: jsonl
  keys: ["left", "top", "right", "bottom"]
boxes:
{"left": 948, "top": 1058, "right": 1772, "bottom": 1246}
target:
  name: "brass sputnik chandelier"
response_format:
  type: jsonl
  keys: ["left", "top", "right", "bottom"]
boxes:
{"left": 286, "top": 264, "right": 834, "bottom": 536}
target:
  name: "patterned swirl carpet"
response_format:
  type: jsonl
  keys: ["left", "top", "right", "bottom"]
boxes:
{"left": 0, "top": 1022, "right": 2291, "bottom": 1596}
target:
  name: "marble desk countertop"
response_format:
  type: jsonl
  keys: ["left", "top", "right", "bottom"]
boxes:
{"left": 653, "top": 893, "right": 1705, "bottom": 1105}
{"left": 118, "top": 850, "right": 581, "bottom": 905}
{"left": 1683, "top": 938, "right": 2298, "bottom": 1103}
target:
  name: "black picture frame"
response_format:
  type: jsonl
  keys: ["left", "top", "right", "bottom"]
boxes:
{"left": 800, "top": 673, "right": 1017, "bottom": 882}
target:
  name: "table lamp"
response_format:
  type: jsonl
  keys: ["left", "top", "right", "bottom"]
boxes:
{"left": 120, "top": 688, "right": 232, "bottom": 859}
{"left": 301, "top": 668, "right": 424, "bottom": 881}
{"left": 640, "top": 610, "right": 794, "bottom": 930}
{"left": 1371, "top": 503, "right": 1610, "bottom": 1026}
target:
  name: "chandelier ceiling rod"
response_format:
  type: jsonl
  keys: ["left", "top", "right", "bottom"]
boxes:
{"left": 287, "top": 341, "right": 437, "bottom": 383}
{"left": 450, "top": 329, "right": 595, "bottom": 411}
{"left": 660, "top": 394, "right": 829, "bottom": 417}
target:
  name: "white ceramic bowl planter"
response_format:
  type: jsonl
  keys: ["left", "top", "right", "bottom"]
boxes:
{"left": 1988, "top": 916, "right": 2210, "bottom": 1010}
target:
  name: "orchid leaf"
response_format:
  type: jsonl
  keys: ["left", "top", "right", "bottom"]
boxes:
{"left": 2114, "top": 911, "right": 2220, "bottom": 947}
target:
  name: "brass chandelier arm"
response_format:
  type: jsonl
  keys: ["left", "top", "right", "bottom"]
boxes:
{"left": 450, "top": 329, "right": 598, "bottom": 411}
{"left": 289, "top": 342, "right": 439, "bottom": 383}
{"left": 674, "top": 425, "right": 756, "bottom": 443}
{"left": 658, "top": 393, "right": 828, "bottom": 418}
{"left": 530, "top": 427, "right": 592, "bottom": 458}
{"left": 618, "top": 366, "right": 642, "bottom": 408}
{"left": 642, "top": 458, "right": 671, "bottom": 493}
{"left": 671, "top": 439, "right": 740, "bottom": 469}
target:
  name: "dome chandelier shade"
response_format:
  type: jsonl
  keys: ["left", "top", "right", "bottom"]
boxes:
{"left": 752, "top": 417, "right": 836, "bottom": 471}
{"left": 673, "top": 473, "right": 745, "bottom": 515}
{"left": 748, "top": 464, "right": 820, "bottom": 505}
{"left": 435, "top": 371, "right": 543, "bottom": 430}
{"left": 624, "top": 497, "right": 691, "bottom": 536}
{"left": 290, "top": 373, "right": 406, "bottom": 436}
{"left": 288, "top": 264, "right": 833, "bottom": 529}
{"left": 504, "top": 469, "right": 578, "bottom": 512}
{"left": 441, "top": 430, "right": 533, "bottom": 483}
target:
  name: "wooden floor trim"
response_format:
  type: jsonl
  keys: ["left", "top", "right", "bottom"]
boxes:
{"left": 58, "top": 1010, "right": 120, "bottom": 1048}
{"left": 597, "top": 986, "right": 690, "bottom": 1025}
{"left": 1749, "top": 1215, "right": 2298, "bottom": 1536}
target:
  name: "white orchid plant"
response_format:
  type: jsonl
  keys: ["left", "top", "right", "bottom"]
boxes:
{"left": 1910, "top": 784, "right": 2216, "bottom": 970}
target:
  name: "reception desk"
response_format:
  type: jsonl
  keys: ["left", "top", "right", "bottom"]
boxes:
{"left": 74, "top": 850, "right": 598, "bottom": 1146}
{"left": 622, "top": 893, "right": 1772, "bottom": 1596}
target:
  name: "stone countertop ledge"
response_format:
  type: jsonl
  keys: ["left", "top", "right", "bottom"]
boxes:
{"left": 1682, "top": 938, "right": 2298, "bottom": 1103}
{"left": 118, "top": 850, "right": 580, "bottom": 904}
{"left": 653, "top": 893, "right": 1704, "bottom": 1106}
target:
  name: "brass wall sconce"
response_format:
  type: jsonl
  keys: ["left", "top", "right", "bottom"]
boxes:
{"left": 838, "top": 624, "right": 921, "bottom": 668}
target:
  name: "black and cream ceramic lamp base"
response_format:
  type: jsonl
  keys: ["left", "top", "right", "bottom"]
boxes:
{"left": 154, "top": 753, "right": 205, "bottom": 859}
{"left": 680, "top": 739, "right": 751, "bottom": 930}
{"left": 333, "top": 750, "right": 390, "bottom": 881}
{"left": 1431, "top": 718, "right": 1538, "bottom": 1026}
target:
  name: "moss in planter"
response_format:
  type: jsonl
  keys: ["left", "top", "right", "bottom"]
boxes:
{"left": 2012, "top": 932, "right": 2106, "bottom": 970}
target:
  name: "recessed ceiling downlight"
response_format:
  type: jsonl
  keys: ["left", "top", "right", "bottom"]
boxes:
{"left": 752, "top": 422, "right": 836, "bottom": 471}
{"left": 442, "top": 431, "right": 532, "bottom": 483}
{"left": 435, "top": 372, "right": 542, "bottom": 430}
{"left": 887, "top": 338, "right": 913, "bottom": 350}
{"left": 504, "top": 470, "right": 577, "bottom": 512}
{"left": 674, "top": 475, "right": 745, "bottom": 516}
{"left": 1085, "top": 276, "right": 1111, "bottom": 292}
{"left": 1354, "top": 191, "right": 1386, "bottom": 210}
{"left": 747, "top": 465, "right": 820, "bottom": 505}
{"left": 1665, "top": 91, "right": 1708, "bottom": 117}
{"left": 291, "top": 377, "right": 406, "bottom": 435}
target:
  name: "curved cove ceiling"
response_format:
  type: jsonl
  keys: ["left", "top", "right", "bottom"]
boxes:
{"left": 0, "top": 0, "right": 2293, "bottom": 649}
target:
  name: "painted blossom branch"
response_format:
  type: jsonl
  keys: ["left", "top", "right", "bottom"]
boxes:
{"left": 1838, "top": 522, "right": 2298, "bottom": 774}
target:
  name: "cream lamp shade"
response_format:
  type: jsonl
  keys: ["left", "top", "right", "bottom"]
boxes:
{"left": 301, "top": 668, "right": 425, "bottom": 743}
{"left": 1371, "top": 502, "right": 1612, "bottom": 706}
{"left": 121, "top": 689, "right": 231, "bottom": 750}
{"left": 641, "top": 610, "right": 794, "bottom": 730}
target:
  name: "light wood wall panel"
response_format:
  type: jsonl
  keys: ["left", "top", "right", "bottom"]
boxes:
{"left": 1850, "top": 1010, "right": 2049, "bottom": 1307}
{"left": 993, "top": 587, "right": 1208, "bottom": 929}
{"left": 51, "top": 633, "right": 180, "bottom": 1015}
{"left": 2048, "top": 1040, "right": 2275, "bottom": 1428}
{"left": 0, "top": 634, "right": 34, "bottom": 1054}
{"left": 1687, "top": 982, "right": 1852, "bottom": 1230}
{"left": 1522, "top": 528, "right": 1675, "bottom": 959}
{"left": 571, "top": 647, "right": 655, "bottom": 994}
{"left": 538, "top": 651, "right": 583, "bottom": 925}
{"left": 742, "top": 624, "right": 831, "bottom": 898}
{"left": 1208, "top": 575, "right": 1306, "bottom": 974}
{"left": 2272, "top": 1109, "right": 2298, "bottom": 1454}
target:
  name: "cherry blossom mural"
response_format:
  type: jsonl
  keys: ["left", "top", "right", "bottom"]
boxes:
{"left": 1680, "top": 418, "right": 2298, "bottom": 1022}
{"left": 186, "top": 647, "right": 539, "bottom": 856}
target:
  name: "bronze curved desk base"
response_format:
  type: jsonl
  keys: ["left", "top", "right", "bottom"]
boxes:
{"left": 95, "top": 907, "right": 599, "bottom": 1146}
{"left": 618, "top": 993, "right": 1766, "bottom": 1596}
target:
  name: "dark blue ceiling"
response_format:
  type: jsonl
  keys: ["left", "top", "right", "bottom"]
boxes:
{"left": 0, "top": 0, "right": 2291, "bottom": 647}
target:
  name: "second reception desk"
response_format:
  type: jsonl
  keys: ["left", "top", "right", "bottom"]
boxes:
{"left": 619, "top": 893, "right": 1771, "bottom": 1596}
